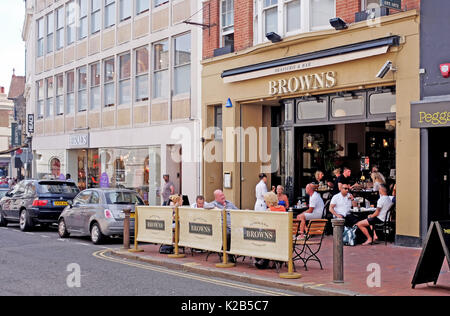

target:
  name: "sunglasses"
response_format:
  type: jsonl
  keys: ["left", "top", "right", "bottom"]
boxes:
{"left": 342, "top": 187, "right": 349, "bottom": 190}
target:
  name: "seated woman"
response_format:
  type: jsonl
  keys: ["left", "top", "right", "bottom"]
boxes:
{"left": 371, "top": 172, "right": 386, "bottom": 192}
{"left": 276, "top": 185, "right": 289, "bottom": 209}
{"left": 264, "top": 192, "right": 286, "bottom": 212}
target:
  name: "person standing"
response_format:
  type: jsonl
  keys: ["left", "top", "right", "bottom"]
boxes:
{"left": 254, "top": 173, "right": 268, "bottom": 211}
{"left": 161, "top": 174, "right": 175, "bottom": 206}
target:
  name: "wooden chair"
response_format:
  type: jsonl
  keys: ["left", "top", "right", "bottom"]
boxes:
{"left": 293, "top": 219, "right": 328, "bottom": 271}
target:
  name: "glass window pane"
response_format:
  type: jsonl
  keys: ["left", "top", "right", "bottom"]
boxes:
{"left": 104, "top": 58, "right": 115, "bottom": 82}
{"left": 154, "top": 0, "right": 168, "bottom": 7}
{"left": 264, "top": 6, "right": 278, "bottom": 34}
{"left": 153, "top": 70, "right": 168, "bottom": 99}
{"left": 174, "top": 64, "right": 190, "bottom": 95}
{"left": 119, "top": 79, "right": 131, "bottom": 104}
{"left": 90, "top": 86, "right": 101, "bottom": 110}
{"left": 136, "top": 75, "right": 148, "bottom": 101}
{"left": 119, "top": 53, "right": 131, "bottom": 79}
{"left": 174, "top": 33, "right": 191, "bottom": 66}
{"left": 105, "top": 0, "right": 116, "bottom": 27}
{"left": 286, "top": 0, "right": 300, "bottom": 32}
{"left": 137, "top": 0, "right": 149, "bottom": 14}
{"left": 153, "top": 40, "right": 169, "bottom": 71}
{"left": 120, "top": 0, "right": 132, "bottom": 20}
{"left": 311, "top": 0, "right": 335, "bottom": 28}
{"left": 136, "top": 47, "right": 149, "bottom": 74}
{"left": 67, "top": 71, "right": 75, "bottom": 93}
{"left": 369, "top": 92, "right": 396, "bottom": 114}
{"left": 78, "top": 67, "right": 87, "bottom": 90}
{"left": 67, "top": 93, "right": 75, "bottom": 114}
{"left": 104, "top": 82, "right": 115, "bottom": 107}
{"left": 56, "top": 74, "right": 64, "bottom": 95}
{"left": 91, "top": 63, "right": 101, "bottom": 86}
{"left": 331, "top": 94, "right": 365, "bottom": 118}
{"left": 297, "top": 98, "right": 327, "bottom": 120}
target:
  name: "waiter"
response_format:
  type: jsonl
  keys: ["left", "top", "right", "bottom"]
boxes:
{"left": 254, "top": 173, "right": 268, "bottom": 211}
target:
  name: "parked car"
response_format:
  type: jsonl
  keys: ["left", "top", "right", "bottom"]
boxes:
{"left": 0, "top": 188, "right": 9, "bottom": 200}
{"left": 0, "top": 180, "right": 80, "bottom": 231}
{"left": 58, "top": 188, "right": 144, "bottom": 244}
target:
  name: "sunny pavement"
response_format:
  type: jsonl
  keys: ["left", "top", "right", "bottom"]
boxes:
{"left": 113, "top": 236, "right": 450, "bottom": 296}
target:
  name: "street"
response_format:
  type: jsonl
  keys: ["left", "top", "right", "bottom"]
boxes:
{"left": 0, "top": 224, "right": 302, "bottom": 296}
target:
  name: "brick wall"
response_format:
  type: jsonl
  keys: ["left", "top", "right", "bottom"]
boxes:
{"left": 234, "top": 0, "right": 253, "bottom": 52}
{"left": 203, "top": 0, "right": 220, "bottom": 59}
{"left": 336, "top": 0, "right": 361, "bottom": 24}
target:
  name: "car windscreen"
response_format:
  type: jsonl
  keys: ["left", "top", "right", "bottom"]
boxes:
{"left": 105, "top": 192, "right": 144, "bottom": 205}
{"left": 37, "top": 182, "right": 80, "bottom": 194}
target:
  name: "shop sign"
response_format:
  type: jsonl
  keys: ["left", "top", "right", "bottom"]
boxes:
{"left": 27, "top": 114, "right": 34, "bottom": 134}
{"left": 269, "top": 71, "right": 337, "bottom": 96}
{"left": 411, "top": 99, "right": 450, "bottom": 128}
{"left": 381, "top": 0, "right": 402, "bottom": 10}
{"left": 69, "top": 133, "right": 89, "bottom": 148}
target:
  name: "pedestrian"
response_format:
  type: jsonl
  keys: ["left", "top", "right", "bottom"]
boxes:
{"left": 161, "top": 174, "right": 175, "bottom": 206}
{"left": 254, "top": 173, "right": 268, "bottom": 211}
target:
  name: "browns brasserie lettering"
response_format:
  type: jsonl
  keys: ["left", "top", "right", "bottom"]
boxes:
{"left": 146, "top": 220, "right": 165, "bottom": 231}
{"left": 189, "top": 223, "right": 213, "bottom": 236}
{"left": 269, "top": 71, "right": 337, "bottom": 96}
{"left": 243, "top": 228, "right": 276, "bottom": 243}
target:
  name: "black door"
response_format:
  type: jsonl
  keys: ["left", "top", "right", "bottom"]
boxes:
{"left": 428, "top": 128, "right": 450, "bottom": 222}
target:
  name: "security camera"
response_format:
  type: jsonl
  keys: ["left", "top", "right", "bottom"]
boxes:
{"left": 376, "top": 61, "right": 395, "bottom": 79}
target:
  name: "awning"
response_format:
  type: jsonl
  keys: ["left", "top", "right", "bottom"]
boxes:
{"left": 222, "top": 35, "right": 400, "bottom": 83}
{"left": 0, "top": 146, "right": 27, "bottom": 156}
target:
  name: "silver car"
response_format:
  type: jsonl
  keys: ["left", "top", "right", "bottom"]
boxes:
{"left": 57, "top": 188, "right": 144, "bottom": 244}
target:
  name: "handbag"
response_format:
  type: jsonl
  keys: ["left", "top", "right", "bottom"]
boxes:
{"left": 343, "top": 226, "right": 357, "bottom": 246}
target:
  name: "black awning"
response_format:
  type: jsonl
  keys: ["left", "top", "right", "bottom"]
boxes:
{"left": 221, "top": 35, "right": 400, "bottom": 78}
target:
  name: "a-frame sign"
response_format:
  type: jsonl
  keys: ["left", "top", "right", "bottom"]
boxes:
{"left": 412, "top": 221, "right": 450, "bottom": 288}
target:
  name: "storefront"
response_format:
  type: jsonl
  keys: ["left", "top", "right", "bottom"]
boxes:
{"left": 202, "top": 10, "right": 421, "bottom": 247}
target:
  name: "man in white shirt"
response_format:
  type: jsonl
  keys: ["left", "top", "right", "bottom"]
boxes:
{"left": 330, "top": 184, "right": 358, "bottom": 227}
{"left": 254, "top": 173, "right": 268, "bottom": 211}
{"left": 296, "top": 183, "right": 324, "bottom": 237}
{"left": 356, "top": 184, "right": 393, "bottom": 245}
{"left": 191, "top": 195, "right": 213, "bottom": 209}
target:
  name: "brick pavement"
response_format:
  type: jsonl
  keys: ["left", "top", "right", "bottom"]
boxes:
{"left": 113, "top": 236, "right": 450, "bottom": 296}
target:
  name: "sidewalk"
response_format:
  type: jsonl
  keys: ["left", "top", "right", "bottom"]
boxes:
{"left": 111, "top": 236, "right": 450, "bottom": 296}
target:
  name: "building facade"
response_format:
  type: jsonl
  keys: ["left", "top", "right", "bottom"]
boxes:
{"left": 202, "top": 0, "right": 423, "bottom": 247}
{"left": 0, "top": 87, "right": 14, "bottom": 177}
{"left": 23, "top": 0, "right": 203, "bottom": 205}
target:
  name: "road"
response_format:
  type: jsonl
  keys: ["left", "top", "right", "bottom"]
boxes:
{"left": 0, "top": 224, "right": 303, "bottom": 297}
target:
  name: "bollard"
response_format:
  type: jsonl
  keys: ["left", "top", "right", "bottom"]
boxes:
{"left": 122, "top": 208, "right": 131, "bottom": 250}
{"left": 332, "top": 218, "right": 345, "bottom": 283}
{"left": 216, "top": 209, "right": 235, "bottom": 268}
{"left": 129, "top": 207, "right": 143, "bottom": 253}
{"left": 168, "top": 206, "right": 186, "bottom": 259}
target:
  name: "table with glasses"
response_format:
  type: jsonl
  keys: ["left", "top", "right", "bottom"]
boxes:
{"left": 349, "top": 207, "right": 377, "bottom": 221}
{"left": 350, "top": 189, "right": 379, "bottom": 206}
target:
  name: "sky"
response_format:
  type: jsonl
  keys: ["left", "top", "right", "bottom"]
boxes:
{"left": 0, "top": 0, "right": 25, "bottom": 94}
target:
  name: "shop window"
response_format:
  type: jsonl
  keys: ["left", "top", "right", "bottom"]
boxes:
{"left": 114, "top": 158, "right": 126, "bottom": 184}
{"left": 369, "top": 91, "right": 396, "bottom": 115}
{"left": 297, "top": 97, "right": 327, "bottom": 121}
{"left": 331, "top": 94, "right": 365, "bottom": 118}
{"left": 50, "top": 158, "right": 61, "bottom": 178}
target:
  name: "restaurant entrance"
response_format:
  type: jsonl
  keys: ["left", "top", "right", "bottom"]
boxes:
{"left": 427, "top": 127, "right": 450, "bottom": 222}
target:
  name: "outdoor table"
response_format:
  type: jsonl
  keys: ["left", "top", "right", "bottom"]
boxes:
{"left": 349, "top": 207, "right": 376, "bottom": 221}
{"left": 290, "top": 206, "right": 309, "bottom": 218}
{"left": 351, "top": 189, "right": 379, "bottom": 205}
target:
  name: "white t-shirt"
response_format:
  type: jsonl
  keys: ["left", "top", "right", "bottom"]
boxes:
{"left": 309, "top": 192, "right": 325, "bottom": 217}
{"left": 330, "top": 193, "right": 352, "bottom": 217}
{"left": 376, "top": 195, "right": 393, "bottom": 221}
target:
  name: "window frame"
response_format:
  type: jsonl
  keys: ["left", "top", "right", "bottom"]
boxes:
{"left": 55, "top": 73, "right": 64, "bottom": 115}
{"left": 79, "top": 0, "right": 88, "bottom": 40}
{"left": 104, "top": 57, "right": 116, "bottom": 107}
{"left": 37, "top": 80, "right": 44, "bottom": 119}
{"left": 91, "top": 0, "right": 102, "bottom": 34}
{"left": 118, "top": 52, "right": 131, "bottom": 105}
{"left": 152, "top": 39, "right": 169, "bottom": 99}
{"left": 46, "top": 12, "right": 54, "bottom": 54}
{"left": 90, "top": 62, "right": 101, "bottom": 110}
{"left": 173, "top": 33, "right": 191, "bottom": 96}
{"left": 135, "top": 46, "right": 149, "bottom": 102}
{"left": 105, "top": 0, "right": 116, "bottom": 29}
{"left": 77, "top": 66, "right": 88, "bottom": 112}
{"left": 220, "top": 0, "right": 234, "bottom": 48}
{"left": 119, "top": 0, "right": 132, "bottom": 22}
{"left": 56, "top": 6, "right": 65, "bottom": 50}
{"left": 66, "top": 71, "right": 75, "bottom": 115}
{"left": 37, "top": 18, "right": 44, "bottom": 57}
{"left": 66, "top": 0, "right": 77, "bottom": 46}
{"left": 45, "top": 77, "right": 54, "bottom": 118}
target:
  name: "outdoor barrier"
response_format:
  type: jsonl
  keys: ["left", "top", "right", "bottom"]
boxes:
{"left": 135, "top": 206, "right": 174, "bottom": 246}
{"left": 130, "top": 206, "right": 301, "bottom": 279}
{"left": 178, "top": 207, "right": 223, "bottom": 253}
{"left": 229, "top": 210, "right": 290, "bottom": 262}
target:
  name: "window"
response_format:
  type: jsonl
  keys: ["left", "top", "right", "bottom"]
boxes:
{"left": 214, "top": 106, "right": 223, "bottom": 140}
{"left": 331, "top": 94, "right": 365, "bottom": 118}
{"left": 78, "top": 66, "right": 88, "bottom": 112}
{"left": 56, "top": 74, "right": 64, "bottom": 115}
{"left": 297, "top": 97, "right": 327, "bottom": 120}
{"left": 153, "top": 40, "right": 169, "bottom": 99}
{"left": 119, "top": 53, "right": 131, "bottom": 105}
{"left": 220, "top": 0, "right": 234, "bottom": 47}
{"left": 46, "top": 13, "right": 54, "bottom": 54}
{"left": 91, "top": 0, "right": 102, "bottom": 34}
{"left": 79, "top": 0, "right": 88, "bottom": 39}
{"left": 37, "top": 18, "right": 44, "bottom": 57}
{"left": 120, "top": 0, "right": 132, "bottom": 21}
{"left": 154, "top": 0, "right": 168, "bottom": 8}
{"left": 66, "top": 71, "right": 75, "bottom": 114}
{"left": 174, "top": 33, "right": 191, "bottom": 95}
{"left": 56, "top": 7, "right": 64, "bottom": 50}
{"left": 105, "top": 0, "right": 116, "bottom": 28}
{"left": 90, "top": 63, "right": 101, "bottom": 110}
{"left": 104, "top": 58, "right": 115, "bottom": 107}
{"left": 255, "top": 0, "right": 335, "bottom": 43}
{"left": 135, "top": 47, "right": 149, "bottom": 102}
{"left": 66, "top": 1, "right": 76, "bottom": 45}
{"left": 37, "top": 80, "right": 44, "bottom": 118}
{"left": 369, "top": 91, "right": 396, "bottom": 115}
{"left": 45, "top": 77, "right": 54, "bottom": 118}
{"left": 136, "top": 0, "right": 149, "bottom": 15}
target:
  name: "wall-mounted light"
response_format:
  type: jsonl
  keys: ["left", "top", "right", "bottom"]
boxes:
{"left": 329, "top": 17, "right": 348, "bottom": 30}
{"left": 266, "top": 32, "right": 282, "bottom": 43}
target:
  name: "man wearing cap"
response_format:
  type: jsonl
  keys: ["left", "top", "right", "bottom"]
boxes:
{"left": 161, "top": 174, "right": 175, "bottom": 206}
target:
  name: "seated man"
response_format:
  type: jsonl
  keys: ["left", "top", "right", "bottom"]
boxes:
{"left": 356, "top": 184, "right": 393, "bottom": 246}
{"left": 329, "top": 184, "right": 358, "bottom": 227}
{"left": 296, "top": 183, "right": 324, "bottom": 238}
{"left": 191, "top": 195, "right": 213, "bottom": 209}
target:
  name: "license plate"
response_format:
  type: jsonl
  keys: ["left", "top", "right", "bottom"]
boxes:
{"left": 54, "top": 201, "right": 68, "bottom": 206}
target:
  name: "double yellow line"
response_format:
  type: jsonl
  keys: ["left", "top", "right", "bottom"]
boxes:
{"left": 93, "top": 250, "right": 293, "bottom": 296}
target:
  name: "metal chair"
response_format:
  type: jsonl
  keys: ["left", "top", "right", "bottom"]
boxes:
{"left": 372, "top": 203, "right": 396, "bottom": 245}
{"left": 293, "top": 219, "right": 328, "bottom": 271}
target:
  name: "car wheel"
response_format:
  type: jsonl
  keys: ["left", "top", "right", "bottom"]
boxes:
{"left": 90, "top": 223, "right": 105, "bottom": 245}
{"left": 19, "top": 209, "right": 33, "bottom": 232}
{"left": 58, "top": 219, "right": 70, "bottom": 238}
{"left": 0, "top": 211, "right": 7, "bottom": 227}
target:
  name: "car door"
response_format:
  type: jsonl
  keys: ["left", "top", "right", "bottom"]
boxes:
{"left": 10, "top": 182, "right": 26, "bottom": 220}
{"left": 80, "top": 191, "right": 101, "bottom": 234}
{"left": 66, "top": 191, "right": 91, "bottom": 232}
